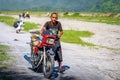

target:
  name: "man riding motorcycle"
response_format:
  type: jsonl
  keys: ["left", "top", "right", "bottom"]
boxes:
{"left": 40, "top": 12, "right": 64, "bottom": 73}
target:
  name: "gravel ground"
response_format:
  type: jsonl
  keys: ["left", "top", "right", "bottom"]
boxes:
{"left": 0, "top": 15, "right": 120, "bottom": 80}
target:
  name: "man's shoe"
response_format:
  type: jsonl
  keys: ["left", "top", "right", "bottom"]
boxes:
{"left": 16, "top": 30, "right": 19, "bottom": 33}
{"left": 59, "top": 68, "right": 65, "bottom": 73}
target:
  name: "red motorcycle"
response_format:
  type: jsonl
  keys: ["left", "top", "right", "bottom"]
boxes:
{"left": 25, "top": 30, "right": 56, "bottom": 78}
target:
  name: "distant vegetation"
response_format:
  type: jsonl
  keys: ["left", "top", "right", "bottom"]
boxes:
{"left": 0, "top": 16, "right": 39, "bottom": 31}
{"left": 62, "top": 12, "right": 120, "bottom": 25}
{"left": 0, "top": 44, "right": 12, "bottom": 80}
{"left": 0, "top": 0, "right": 120, "bottom": 12}
{"left": 0, "top": 16, "right": 17, "bottom": 26}
{"left": 61, "top": 30, "right": 95, "bottom": 46}
{"left": 90, "top": 0, "right": 120, "bottom": 13}
{"left": 0, "top": 45, "right": 10, "bottom": 68}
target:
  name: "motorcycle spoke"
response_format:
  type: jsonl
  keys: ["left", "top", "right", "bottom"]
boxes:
{"left": 45, "top": 57, "right": 51, "bottom": 71}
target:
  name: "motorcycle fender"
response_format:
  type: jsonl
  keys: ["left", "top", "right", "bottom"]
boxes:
{"left": 48, "top": 49, "right": 54, "bottom": 56}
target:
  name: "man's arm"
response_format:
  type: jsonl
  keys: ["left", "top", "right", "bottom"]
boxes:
{"left": 58, "top": 30, "right": 63, "bottom": 38}
{"left": 40, "top": 26, "right": 46, "bottom": 35}
{"left": 58, "top": 22, "right": 63, "bottom": 38}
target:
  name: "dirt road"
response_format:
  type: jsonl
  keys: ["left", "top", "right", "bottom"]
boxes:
{"left": 0, "top": 15, "right": 120, "bottom": 80}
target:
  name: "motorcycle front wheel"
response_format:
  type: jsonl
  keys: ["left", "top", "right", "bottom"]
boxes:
{"left": 43, "top": 51, "right": 54, "bottom": 78}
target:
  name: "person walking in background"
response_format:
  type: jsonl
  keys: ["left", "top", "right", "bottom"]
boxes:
{"left": 25, "top": 11, "right": 30, "bottom": 18}
{"left": 13, "top": 19, "right": 24, "bottom": 33}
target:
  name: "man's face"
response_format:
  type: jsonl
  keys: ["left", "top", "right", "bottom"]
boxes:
{"left": 51, "top": 14, "right": 58, "bottom": 23}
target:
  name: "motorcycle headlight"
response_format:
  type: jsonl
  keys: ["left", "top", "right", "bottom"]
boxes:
{"left": 46, "top": 38, "right": 55, "bottom": 45}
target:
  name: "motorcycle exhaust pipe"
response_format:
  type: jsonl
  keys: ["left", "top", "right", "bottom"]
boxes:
{"left": 24, "top": 54, "right": 33, "bottom": 65}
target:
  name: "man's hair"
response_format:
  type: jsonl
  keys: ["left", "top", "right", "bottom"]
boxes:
{"left": 50, "top": 12, "right": 58, "bottom": 17}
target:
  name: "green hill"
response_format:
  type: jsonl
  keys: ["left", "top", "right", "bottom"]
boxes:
{"left": 90, "top": 0, "right": 120, "bottom": 12}
{"left": 0, "top": 0, "right": 119, "bottom": 12}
